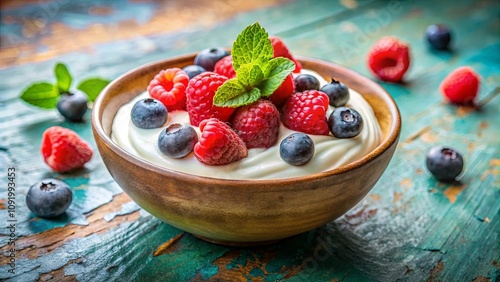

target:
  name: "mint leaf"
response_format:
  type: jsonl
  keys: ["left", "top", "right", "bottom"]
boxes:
{"left": 232, "top": 22, "right": 273, "bottom": 71}
{"left": 259, "top": 57, "right": 295, "bottom": 97}
{"left": 54, "top": 63, "right": 72, "bottom": 93}
{"left": 219, "top": 87, "right": 261, "bottom": 107}
{"left": 77, "top": 78, "right": 110, "bottom": 102}
{"left": 214, "top": 79, "right": 261, "bottom": 107}
{"left": 236, "top": 64, "right": 264, "bottom": 86}
{"left": 20, "top": 82, "right": 59, "bottom": 109}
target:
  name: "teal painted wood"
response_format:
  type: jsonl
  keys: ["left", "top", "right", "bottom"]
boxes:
{"left": 0, "top": 0, "right": 499, "bottom": 281}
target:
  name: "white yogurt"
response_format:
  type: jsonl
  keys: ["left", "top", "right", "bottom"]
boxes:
{"left": 111, "top": 70, "right": 383, "bottom": 180}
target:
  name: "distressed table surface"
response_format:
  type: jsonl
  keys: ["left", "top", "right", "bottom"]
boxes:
{"left": 0, "top": 0, "right": 499, "bottom": 281}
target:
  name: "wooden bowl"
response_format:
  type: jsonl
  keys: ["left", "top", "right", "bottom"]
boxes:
{"left": 91, "top": 54, "right": 401, "bottom": 245}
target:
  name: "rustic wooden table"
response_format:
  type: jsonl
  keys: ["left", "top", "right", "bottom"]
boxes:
{"left": 1, "top": 0, "right": 499, "bottom": 281}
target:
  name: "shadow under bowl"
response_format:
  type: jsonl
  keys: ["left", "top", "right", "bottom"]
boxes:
{"left": 91, "top": 54, "right": 401, "bottom": 246}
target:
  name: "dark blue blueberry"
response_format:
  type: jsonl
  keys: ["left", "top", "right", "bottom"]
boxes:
{"left": 56, "top": 90, "right": 88, "bottom": 122}
{"left": 321, "top": 78, "right": 350, "bottom": 107}
{"left": 183, "top": 65, "right": 207, "bottom": 79}
{"left": 279, "top": 133, "right": 315, "bottom": 166}
{"left": 294, "top": 74, "right": 321, "bottom": 92}
{"left": 131, "top": 98, "right": 168, "bottom": 129}
{"left": 328, "top": 107, "right": 363, "bottom": 138}
{"left": 426, "top": 146, "right": 464, "bottom": 182}
{"left": 158, "top": 123, "right": 198, "bottom": 158}
{"left": 425, "top": 24, "right": 452, "bottom": 50}
{"left": 194, "top": 47, "right": 229, "bottom": 71}
{"left": 26, "top": 178, "right": 72, "bottom": 218}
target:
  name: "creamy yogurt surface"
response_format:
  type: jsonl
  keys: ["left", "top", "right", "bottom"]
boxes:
{"left": 111, "top": 70, "right": 383, "bottom": 180}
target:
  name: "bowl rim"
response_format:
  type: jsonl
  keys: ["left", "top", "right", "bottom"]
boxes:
{"left": 92, "top": 53, "right": 401, "bottom": 188}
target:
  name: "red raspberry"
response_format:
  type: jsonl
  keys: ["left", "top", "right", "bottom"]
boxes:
{"left": 147, "top": 68, "right": 189, "bottom": 111}
{"left": 440, "top": 66, "right": 480, "bottom": 105}
{"left": 269, "top": 74, "right": 295, "bottom": 106}
{"left": 41, "top": 126, "right": 93, "bottom": 173}
{"left": 269, "top": 36, "right": 302, "bottom": 73}
{"left": 367, "top": 36, "right": 410, "bottom": 82}
{"left": 214, "top": 55, "right": 236, "bottom": 79}
{"left": 231, "top": 99, "right": 280, "bottom": 149}
{"left": 186, "top": 72, "right": 235, "bottom": 126}
{"left": 194, "top": 118, "right": 247, "bottom": 165}
{"left": 281, "top": 90, "right": 330, "bottom": 135}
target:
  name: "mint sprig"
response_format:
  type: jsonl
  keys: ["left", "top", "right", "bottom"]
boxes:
{"left": 20, "top": 62, "right": 110, "bottom": 108}
{"left": 214, "top": 22, "right": 295, "bottom": 107}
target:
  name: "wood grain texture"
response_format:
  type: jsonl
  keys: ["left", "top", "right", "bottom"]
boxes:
{"left": 0, "top": 0, "right": 499, "bottom": 281}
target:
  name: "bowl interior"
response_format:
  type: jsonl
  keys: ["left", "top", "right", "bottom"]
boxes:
{"left": 93, "top": 54, "right": 401, "bottom": 183}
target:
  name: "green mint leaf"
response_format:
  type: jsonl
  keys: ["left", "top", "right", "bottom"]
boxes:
{"left": 221, "top": 87, "right": 261, "bottom": 107}
{"left": 259, "top": 57, "right": 295, "bottom": 97}
{"left": 20, "top": 82, "right": 59, "bottom": 109}
{"left": 77, "top": 78, "right": 110, "bottom": 102}
{"left": 54, "top": 63, "right": 72, "bottom": 93}
{"left": 236, "top": 63, "right": 264, "bottom": 86}
{"left": 232, "top": 22, "right": 273, "bottom": 71}
{"left": 213, "top": 78, "right": 261, "bottom": 107}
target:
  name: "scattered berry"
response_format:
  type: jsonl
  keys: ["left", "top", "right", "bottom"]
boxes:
{"left": 147, "top": 68, "right": 189, "bottom": 111}
{"left": 26, "top": 178, "right": 73, "bottom": 218}
{"left": 194, "top": 47, "right": 230, "bottom": 71}
{"left": 41, "top": 126, "right": 93, "bottom": 173}
{"left": 269, "top": 74, "right": 295, "bottom": 106}
{"left": 214, "top": 55, "right": 236, "bottom": 79}
{"left": 56, "top": 90, "right": 88, "bottom": 122}
{"left": 279, "top": 133, "right": 315, "bottom": 166}
{"left": 321, "top": 78, "right": 350, "bottom": 107}
{"left": 367, "top": 36, "right": 410, "bottom": 82}
{"left": 328, "top": 107, "right": 363, "bottom": 138}
{"left": 158, "top": 123, "right": 198, "bottom": 158}
{"left": 131, "top": 98, "right": 168, "bottom": 129}
{"left": 231, "top": 99, "right": 280, "bottom": 149}
{"left": 183, "top": 65, "right": 207, "bottom": 79}
{"left": 294, "top": 74, "right": 320, "bottom": 92}
{"left": 186, "top": 72, "right": 235, "bottom": 126}
{"left": 194, "top": 118, "right": 247, "bottom": 165}
{"left": 269, "top": 36, "right": 302, "bottom": 73}
{"left": 281, "top": 90, "right": 330, "bottom": 135}
{"left": 425, "top": 24, "right": 452, "bottom": 50}
{"left": 439, "top": 66, "right": 480, "bottom": 105}
{"left": 426, "top": 146, "right": 464, "bottom": 182}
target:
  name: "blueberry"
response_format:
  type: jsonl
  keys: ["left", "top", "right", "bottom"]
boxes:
{"left": 425, "top": 24, "right": 452, "bottom": 50}
{"left": 320, "top": 78, "right": 350, "bottom": 107}
{"left": 194, "top": 47, "right": 229, "bottom": 71}
{"left": 131, "top": 98, "right": 168, "bottom": 129}
{"left": 426, "top": 146, "right": 464, "bottom": 182}
{"left": 26, "top": 178, "right": 72, "bottom": 218}
{"left": 279, "top": 133, "right": 315, "bottom": 166}
{"left": 158, "top": 123, "right": 198, "bottom": 158}
{"left": 183, "top": 65, "right": 207, "bottom": 79}
{"left": 294, "top": 74, "right": 321, "bottom": 92}
{"left": 328, "top": 107, "right": 363, "bottom": 138}
{"left": 56, "top": 90, "right": 88, "bottom": 122}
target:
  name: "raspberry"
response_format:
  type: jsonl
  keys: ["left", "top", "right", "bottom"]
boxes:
{"left": 269, "top": 74, "right": 295, "bottom": 106}
{"left": 439, "top": 66, "right": 480, "bottom": 105}
{"left": 194, "top": 118, "right": 247, "bottom": 165}
{"left": 214, "top": 55, "right": 236, "bottom": 79}
{"left": 186, "top": 72, "right": 235, "bottom": 126}
{"left": 281, "top": 90, "right": 330, "bottom": 135}
{"left": 269, "top": 36, "right": 302, "bottom": 73}
{"left": 367, "top": 36, "right": 410, "bottom": 82}
{"left": 147, "top": 68, "right": 189, "bottom": 111}
{"left": 41, "top": 126, "right": 93, "bottom": 173}
{"left": 231, "top": 99, "right": 280, "bottom": 149}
